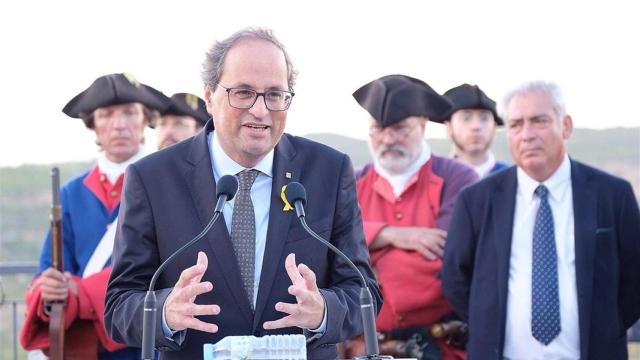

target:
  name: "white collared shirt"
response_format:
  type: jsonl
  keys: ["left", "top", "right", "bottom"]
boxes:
{"left": 503, "top": 154, "right": 580, "bottom": 360}
{"left": 373, "top": 140, "right": 431, "bottom": 198}
{"left": 208, "top": 130, "right": 273, "bottom": 308}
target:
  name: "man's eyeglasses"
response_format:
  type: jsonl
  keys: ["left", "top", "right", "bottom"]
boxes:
{"left": 216, "top": 83, "right": 294, "bottom": 111}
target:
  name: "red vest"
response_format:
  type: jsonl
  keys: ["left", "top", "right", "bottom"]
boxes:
{"left": 356, "top": 160, "right": 452, "bottom": 331}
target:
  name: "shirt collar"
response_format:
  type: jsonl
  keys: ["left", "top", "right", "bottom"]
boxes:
{"left": 209, "top": 130, "right": 274, "bottom": 179}
{"left": 517, "top": 154, "right": 571, "bottom": 202}
{"left": 473, "top": 152, "right": 496, "bottom": 178}
{"left": 96, "top": 145, "right": 147, "bottom": 184}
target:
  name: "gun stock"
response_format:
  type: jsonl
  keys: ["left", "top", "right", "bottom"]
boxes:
{"left": 48, "top": 167, "right": 65, "bottom": 360}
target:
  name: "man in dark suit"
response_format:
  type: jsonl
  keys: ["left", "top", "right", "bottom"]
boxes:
{"left": 104, "top": 28, "right": 381, "bottom": 360}
{"left": 441, "top": 80, "right": 640, "bottom": 359}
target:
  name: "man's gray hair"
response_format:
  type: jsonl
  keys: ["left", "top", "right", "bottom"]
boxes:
{"left": 500, "top": 80, "right": 566, "bottom": 120}
{"left": 201, "top": 27, "right": 297, "bottom": 91}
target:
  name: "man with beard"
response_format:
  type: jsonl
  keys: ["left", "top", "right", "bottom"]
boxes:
{"left": 157, "top": 93, "right": 209, "bottom": 150}
{"left": 443, "top": 84, "right": 508, "bottom": 178}
{"left": 350, "top": 75, "right": 477, "bottom": 359}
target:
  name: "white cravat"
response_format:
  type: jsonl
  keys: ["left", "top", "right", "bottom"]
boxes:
{"left": 503, "top": 155, "right": 580, "bottom": 360}
{"left": 373, "top": 140, "right": 431, "bottom": 198}
{"left": 472, "top": 152, "right": 496, "bottom": 178}
{"left": 96, "top": 145, "right": 147, "bottom": 183}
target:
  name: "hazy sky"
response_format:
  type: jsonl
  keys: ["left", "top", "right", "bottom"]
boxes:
{"left": 1, "top": 0, "right": 638, "bottom": 167}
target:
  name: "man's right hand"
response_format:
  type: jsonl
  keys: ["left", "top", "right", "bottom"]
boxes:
{"left": 34, "top": 268, "right": 73, "bottom": 301}
{"left": 164, "top": 251, "right": 221, "bottom": 333}
{"left": 372, "top": 226, "right": 447, "bottom": 260}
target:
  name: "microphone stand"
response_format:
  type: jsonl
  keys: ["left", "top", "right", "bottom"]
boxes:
{"left": 141, "top": 175, "right": 237, "bottom": 360}
{"left": 141, "top": 211, "right": 223, "bottom": 359}
{"left": 296, "top": 217, "right": 392, "bottom": 360}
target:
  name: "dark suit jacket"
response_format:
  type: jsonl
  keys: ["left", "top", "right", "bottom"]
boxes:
{"left": 442, "top": 160, "right": 640, "bottom": 359}
{"left": 104, "top": 121, "right": 382, "bottom": 360}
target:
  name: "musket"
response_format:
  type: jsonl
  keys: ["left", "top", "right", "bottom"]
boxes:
{"left": 48, "top": 167, "right": 65, "bottom": 360}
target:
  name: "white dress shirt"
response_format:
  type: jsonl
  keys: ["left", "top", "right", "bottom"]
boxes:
{"left": 503, "top": 155, "right": 580, "bottom": 360}
{"left": 208, "top": 130, "right": 273, "bottom": 308}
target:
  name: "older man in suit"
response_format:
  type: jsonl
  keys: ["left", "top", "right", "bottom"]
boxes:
{"left": 442, "top": 80, "right": 640, "bottom": 359}
{"left": 104, "top": 28, "right": 381, "bottom": 360}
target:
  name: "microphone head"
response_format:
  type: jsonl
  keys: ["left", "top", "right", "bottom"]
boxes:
{"left": 284, "top": 182, "right": 306, "bottom": 206}
{"left": 216, "top": 174, "right": 239, "bottom": 201}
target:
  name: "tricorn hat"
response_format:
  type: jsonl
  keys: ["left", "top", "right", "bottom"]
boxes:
{"left": 442, "top": 84, "right": 503, "bottom": 125}
{"left": 353, "top": 74, "right": 453, "bottom": 127}
{"left": 62, "top": 73, "right": 171, "bottom": 127}
{"left": 162, "top": 93, "right": 209, "bottom": 126}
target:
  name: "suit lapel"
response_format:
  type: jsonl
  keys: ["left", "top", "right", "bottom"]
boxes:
{"left": 491, "top": 167, "right": 517, "bottom": 352}
{"left": 570, "top": 160, "right": 596, "bottom": 359}
{"left": 252, "top": 135, "right": 297, "bottom": 331}
{"left": 183, "top": 121, "right": 254, "bottom": 324}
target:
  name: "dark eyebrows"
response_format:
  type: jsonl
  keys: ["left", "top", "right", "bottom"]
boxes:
{"left": 506, "top": 117, "right": 523, "bottom": 125}
{"left": 228, "top": 83, "right": 253, "bottom": 89}
{"left": 530, "top": 114, "right": 552, "bottom": 121}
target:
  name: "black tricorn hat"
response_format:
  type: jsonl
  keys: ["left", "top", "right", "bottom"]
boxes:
{"left": 352, "top": 74, "right": 454, "bottom": 127}
{"left": 62, "top": 73, "right": 171, "bottom": 126}
{"left": 442, "top": 84, "right": 503, "bottom": 125}
{"left": 162, "top": 93, "right": 210, "bottom": 126}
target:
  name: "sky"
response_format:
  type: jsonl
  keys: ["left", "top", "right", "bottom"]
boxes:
{"left": 0, "top": 0, "right": 638, "bottom": 167}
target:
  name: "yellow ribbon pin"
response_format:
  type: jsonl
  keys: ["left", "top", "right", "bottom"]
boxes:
{"left": 281, "top": 185, "right": 294, "bottom": 211}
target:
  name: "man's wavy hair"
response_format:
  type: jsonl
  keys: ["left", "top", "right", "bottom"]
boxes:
{"left": 201, "top": 27, "right": 298, "bottom": 92}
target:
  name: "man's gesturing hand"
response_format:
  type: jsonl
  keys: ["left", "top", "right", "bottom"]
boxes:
{"left": 263, "top": 253, "right": 325, "bottom": 330}
{"left": 164, "top": 251, "right": 220, "bottom": 333}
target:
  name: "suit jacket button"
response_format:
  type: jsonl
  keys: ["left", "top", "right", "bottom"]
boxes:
{"left": 395, "top": 212, "right": 403, "bottom": 220}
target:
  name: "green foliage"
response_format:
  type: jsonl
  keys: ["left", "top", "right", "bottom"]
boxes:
{"left": 0, "top": 161, "right": 92, "bottom": 264}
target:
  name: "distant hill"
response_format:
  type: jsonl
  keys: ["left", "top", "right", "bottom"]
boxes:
{"left": 0, "top": 127, "right": 637, "bottom": 266}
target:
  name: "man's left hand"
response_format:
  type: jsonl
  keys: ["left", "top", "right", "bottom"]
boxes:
{"left": 263, "top": 253, "right": 325, "bottom": 330}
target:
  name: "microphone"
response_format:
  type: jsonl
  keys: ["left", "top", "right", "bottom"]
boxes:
{"left": 284, "top": 182, "right": 392, "bottom": 360}
{"left": 141, "top": 175, "right": 238, "bottom": 360}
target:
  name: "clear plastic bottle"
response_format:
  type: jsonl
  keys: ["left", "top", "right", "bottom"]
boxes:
{"left": 204, "top": 334, "right": 307, "bottom": 360}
